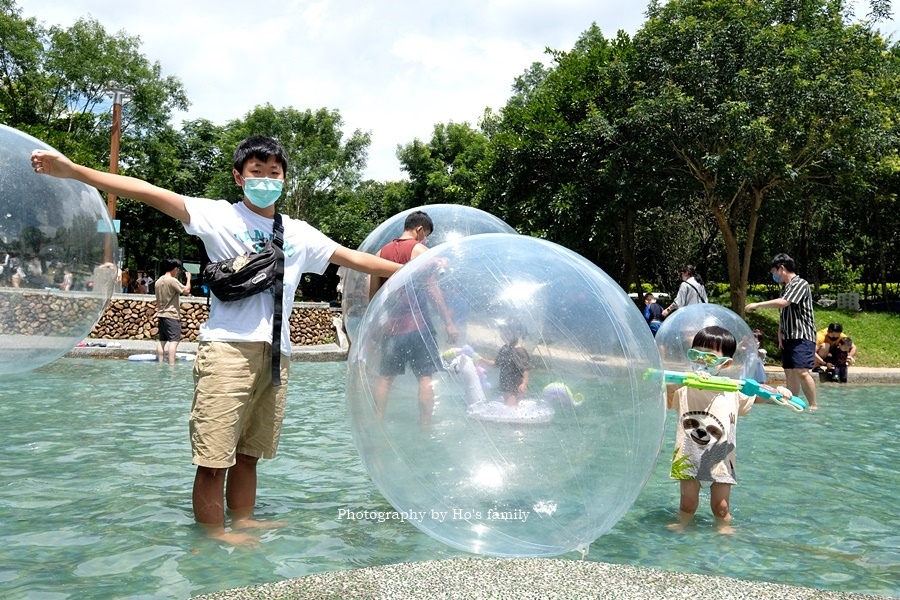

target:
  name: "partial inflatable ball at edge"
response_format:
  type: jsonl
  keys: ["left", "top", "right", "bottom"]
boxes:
{"left": 0, "top": 124, "right": 118, "bottom": 375}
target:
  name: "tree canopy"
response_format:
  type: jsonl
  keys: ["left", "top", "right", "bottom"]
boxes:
{"left": 477, "top": 0, "right": 900, "bottom": 310}
{"left": 2, "top": 0, "right": 898, "bottom": 307}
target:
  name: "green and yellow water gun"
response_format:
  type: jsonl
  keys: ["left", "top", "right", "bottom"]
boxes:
{"left": 645, "top": 369, "right": 807, "bottom": 412}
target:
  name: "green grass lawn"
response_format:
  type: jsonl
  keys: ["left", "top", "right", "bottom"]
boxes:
{"left": 743, "top": 308, "right": 899, "bottom": 368}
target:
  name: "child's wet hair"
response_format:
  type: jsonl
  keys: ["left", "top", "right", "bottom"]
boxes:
{"left": 233, "top": 136, "right": 289, "bottom": 174}
{"left": 499, "top": 316, "right": 525, "bottom": 339}
{"left": 691, "top": 325, "right": 737, "bottom": 358}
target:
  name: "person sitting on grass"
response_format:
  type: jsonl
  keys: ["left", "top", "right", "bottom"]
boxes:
{"left": 826, "top": 337, "right": 854, "bottom": 383}
{"left": 814, "top": 322, "right": 857, "bottom": 374}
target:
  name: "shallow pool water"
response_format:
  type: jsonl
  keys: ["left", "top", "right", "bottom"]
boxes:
{"left": 0, "top": 359, "right": 897, "bottom": 598}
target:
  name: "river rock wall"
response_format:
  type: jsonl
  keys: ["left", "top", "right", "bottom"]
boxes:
{"left": 89, "top": 295, "right": 338, "bottom": 345}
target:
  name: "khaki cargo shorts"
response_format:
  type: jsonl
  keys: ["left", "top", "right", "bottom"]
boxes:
{"left": 190, "top": 341, "right": 291, "bottom": 468}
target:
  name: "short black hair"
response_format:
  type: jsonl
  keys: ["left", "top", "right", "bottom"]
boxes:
{"left": 404, "top": 210, "right": 433, "bottom": 234}
{"left": 692, "top": 325, "right": 737, "bottom": 358}
{"left": 771, "top": 253, "right": 796, "bottom": 273}
{"left": 233, "top": 136, "right": 289, "bottom": 174}
{"left": 827, "top": 322, "right": 843, "bottom": 333}
{"left": 644, "top": 293, "right": 655, "bottom": 301}
{"left": 163, "top": 258, "right": 182, "bottom": 273}
{"left": 839, "top": 337, "right": 853, "bottom": 347}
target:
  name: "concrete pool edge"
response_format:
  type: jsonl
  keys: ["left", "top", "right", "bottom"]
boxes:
{"left": 65, "top": 340, "right": 900, "bottom": 384}
{"left": 190, "top": 558, "right": 889, "bottom": 599}
{"left": 64, "top": 339, "right": 349, "bottom": 362}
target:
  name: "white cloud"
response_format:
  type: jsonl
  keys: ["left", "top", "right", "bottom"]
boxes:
{"left": 14, "top": 0, "right": 898, "bottom": 182}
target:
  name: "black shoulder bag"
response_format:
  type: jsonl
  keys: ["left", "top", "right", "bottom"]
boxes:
{"left": 201, "top": 213, "right": 286, "bottom": 386}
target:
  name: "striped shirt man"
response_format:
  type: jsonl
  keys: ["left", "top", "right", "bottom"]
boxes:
{"left": 779, "top": 275, "right": 816, "bottom": 342}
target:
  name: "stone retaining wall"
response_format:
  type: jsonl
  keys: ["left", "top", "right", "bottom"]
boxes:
{"left": 90, "top": 294, "right": 338, "bottom": 345}
{"left": 0, "top": 289, "right": 107, "bottom": 337}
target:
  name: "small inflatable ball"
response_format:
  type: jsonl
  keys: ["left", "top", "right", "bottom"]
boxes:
{"left": 0, "top": 125, "right": 119, "bottom": 375}
{"left": 654, "top": 304, "right": 757, "bottom": 379}
{"left": 341, "top": 204, "right": 515, "bottom": 343}
{"left": 346, "top": 233, "right": 666, "bottom": 557}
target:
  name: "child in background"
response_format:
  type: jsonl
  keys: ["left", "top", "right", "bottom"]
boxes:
{"left": 749, "top": 329, "right": 767, "bottom": 383}
{"left": 668, "top": 325, "right": 792, "bottom": 534}
{"left": 644, "top": 293, "right": 664, "bottom": 336}
{"left": 483, "top": 318, "right": 531, "bottom": 406}
{"left": 828, "top": 337, "right": 853, "bottom": 383}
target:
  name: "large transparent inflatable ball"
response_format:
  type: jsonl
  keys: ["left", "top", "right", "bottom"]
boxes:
{"left": 654, "top": 303, "right": 757, "bottom": 379}
{"left": 0, "top": 125, "right": 119, "bottom": 374}
{"left": 346, "top": 233, "right": 666, "bottom": 557}
{"left": 340, "top": 204, "right": 515, "bottom": 343}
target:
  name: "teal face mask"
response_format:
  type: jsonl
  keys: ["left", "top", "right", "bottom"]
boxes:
{"left": 772, "top": 272, "right": 781, "bottom": 284}
{"left": 243, "top": 177, "right": 283, "bottom": 208}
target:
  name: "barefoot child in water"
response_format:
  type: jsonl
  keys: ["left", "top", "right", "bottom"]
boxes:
{"left": 667, "top": 325, "right": 792, "bottom": 534}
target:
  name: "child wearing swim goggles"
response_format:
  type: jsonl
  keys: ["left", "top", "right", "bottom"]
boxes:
{"left": 667, "top": 325, "right": 792, "bottom": 534}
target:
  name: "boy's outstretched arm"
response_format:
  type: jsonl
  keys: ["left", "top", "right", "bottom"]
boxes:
{"left": 31, "top": 150, "right": 190, "bottom": 224}
{"left": 330, "top": 246, "right": 401, "bottom": 279}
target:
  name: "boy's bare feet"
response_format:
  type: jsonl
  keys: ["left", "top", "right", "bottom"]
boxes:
{"left": 667, "top": 510, "right": 693, "bottom": 532}
{"left": 231, "top": 517, "right": 287, "bottom": 530}
{"left": 199, "top": 524, "right": 260, "bottom": 548}
{"left": 716, "top": 522, "right": 735, "bottom": 535}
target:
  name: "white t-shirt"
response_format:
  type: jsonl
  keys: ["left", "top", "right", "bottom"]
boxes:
{"left": 670, "top": 387, "right": 755, "bottom": 484}
{"left": 184, "top": 198, "right": 339, "bottom": 354}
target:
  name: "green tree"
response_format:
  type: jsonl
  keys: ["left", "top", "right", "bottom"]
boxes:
{"left": 397, "top": 121, "right": 489, "bottom": 206}
{"left": 211, "top": 104, "right": 371, "bottom": 225}
{"left": 1, "top": 1, "right": 191, "bottom": 273}
{"left": 481, "top": 25, "right": 645, "bottom": 281}
{"left": 0, "top": 0, "right": 43, "bottom": 126}
{"left": 0, "top": 2, "right": 187, "bottom": 167}
{"left": 116, "top": 119, "right": 225, "bottom": 271}
{"left": 627, "top": 0, "right": 899, "bottom": 312}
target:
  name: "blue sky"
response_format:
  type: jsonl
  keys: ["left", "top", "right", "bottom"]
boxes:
{"left": 15, "top": 0, "right": 898, "bottom": 182}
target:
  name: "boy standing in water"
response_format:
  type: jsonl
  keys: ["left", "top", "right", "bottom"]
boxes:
{"left": 32, "top": 136, "right": 400, "bottom": 546}
{"left": 668, "top": 326, "right": 792, "bottom": 534}
{"left": 368, "top": 211, "right": 457, "bottom": 427}
{"left": 154, "top": 258, "right": 191, "bottom": 364}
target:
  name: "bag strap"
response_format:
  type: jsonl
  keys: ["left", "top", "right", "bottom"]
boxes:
{"left": 271, "top": 213, "right": 286, "bottom": 386}
{"left": 686, "top": 280, "right": 707, "bottom": 304}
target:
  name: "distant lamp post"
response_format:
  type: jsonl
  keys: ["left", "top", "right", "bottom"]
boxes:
{"left": 104, "top": 85, "right": 133, "bottom": 220}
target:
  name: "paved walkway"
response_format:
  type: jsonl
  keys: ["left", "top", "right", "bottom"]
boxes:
{"left": 192, "top": 558, "right": 887, "bottom": 600}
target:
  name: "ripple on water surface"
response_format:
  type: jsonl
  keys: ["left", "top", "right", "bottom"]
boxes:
{"left": 0, "top": 359, "right": 897, "bottom": 598}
